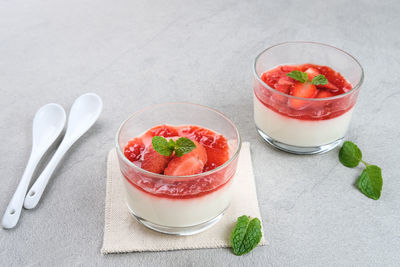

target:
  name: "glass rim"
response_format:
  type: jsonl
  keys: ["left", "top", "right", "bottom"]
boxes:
{"left": 253, "top": 41, "right": 364, "bottom": 101}
{"left": 115, "top": 102, "right": 242, "bottom": 180}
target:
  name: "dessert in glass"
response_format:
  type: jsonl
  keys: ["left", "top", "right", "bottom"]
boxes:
{"left": 116, "top": 103, "right": 241, "bottom": 235}
{"left": 253, "top": 42, "right": 364, "bottom": 154}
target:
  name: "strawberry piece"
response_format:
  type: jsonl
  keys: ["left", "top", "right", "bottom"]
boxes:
{"left": 274, "top": 84, "right": 290, "bottom": 94}
{"left": 148, "top": 125, "right": 179, "bottom": 137}
{"left": 289, "top": 82, "right": 317, "bottom": 109}
{"left": 272, "top": 77, "right": 293, "bottom": 103}
{"left": 318, "top": 82, "right": 339, "bottom": 92}
{"left": 316, "top": 90, "right": 334, "bottom": 98}
{"left": 261, "top": 68, "right": 284, "bottom": 88}
{"left": 179, "top": 126, "right": 229, "bottom": 171}
{"left": 304, "top": 67, "right": 320, "bottom": 80}
{"left": 304, "top": 66, "right": 339, "bottom": 92}
{"left": 164, "top": 141, "right": 208, "bottom": 176}
{"left": 275, "top": 77, "right": 294, "bottom": 92}
{"left": 141, "top": 146, "right": 171, "bottom": 174}
{"left": 316, "top": 66, "right": 344, "bottom": 92}
{"left": 124, "top": 138, "right": 145, "bottom": 162}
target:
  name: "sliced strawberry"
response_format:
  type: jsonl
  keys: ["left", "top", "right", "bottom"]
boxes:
{"left": 304, "top": 67, "right": 320, "bottom": 81}
{"left": 164, "top": 141, "right": 207, "bottom": 176}
{"left": 180, "top": 126, "right": 225, "bottom": 150}
{"left": 274, "top": 84, "right": 290, "bottom": 94}
{"left": 148, "top": 125, "right": 179, "bottom": 137}
{"left": 203, "top": 147, "right": 229, "bottom": 171}
{"left": 316, "top": 90, "right": 334, "bottom": 98}
{"left": 272, "top": 79, "right": 290, "bottom": 103}
{"left": 316, "top": 66, "right": 343, "bottom": 92}
{"left": 289, "top": 82, "right": 317, "bottom": 109}
{"left": 318, "top": 82, "right": 339, "bottom": 92}
{"left": 141, "top": 146, "right": 171, "bottom": 174}
{"left": 179, "top": 126, "right": 229, "bottom": 171}
{"left": 124, "top": 138, "right": 145, "bottom": 162}
{"left": 261, "top": 68, "right": 284, "bottom": 87}
{"left": 278, "top": 76, "right": 294, "bottom": 85}
{"left": 275, "top": 77, "right": 293, "bottom": 93}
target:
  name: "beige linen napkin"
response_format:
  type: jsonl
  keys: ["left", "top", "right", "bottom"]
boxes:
{"left": 101, "top": 142, "right": 266, "bottom": 254}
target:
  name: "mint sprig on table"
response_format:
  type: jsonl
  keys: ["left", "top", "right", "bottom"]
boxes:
{"left": 339, "top": 141, "right": 383, "bottom": 200}
{"left": 286, "top": 70, "right": 328, "bottom": 85}
{"left": 152, "top": 136, "right": 196, "bottom": 157}
{"left": 230, "top": 215, "right": 262, "bottom": 256}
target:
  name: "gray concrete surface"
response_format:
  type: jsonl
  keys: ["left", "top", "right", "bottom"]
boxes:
{"left": 1, "top": 0, "right": 399, "bottom": 266}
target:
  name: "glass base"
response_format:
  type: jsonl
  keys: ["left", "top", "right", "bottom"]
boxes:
{"left": 126, "top": 205, "right": 226, "bottom": 236}
{"left": 257, "top": 128, "right": 342, "bottom": 155}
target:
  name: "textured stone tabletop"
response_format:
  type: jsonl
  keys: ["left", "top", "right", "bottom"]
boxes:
{"left": 1, "top": 0, "right": 399, "bottom": 266}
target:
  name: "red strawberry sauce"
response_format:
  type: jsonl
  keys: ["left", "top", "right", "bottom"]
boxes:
{"left": 254, "top": 64, "right": 358, "bottom": 120}
{"left": 121, "top": 125, "right": 235, "bottom": 199}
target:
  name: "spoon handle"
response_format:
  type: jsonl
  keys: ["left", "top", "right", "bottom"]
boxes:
{"left": 24, "top": 141, "right": 71, "bottom": 209}
{"left": 2, "top": 153, "right": 41, "bottom": 229}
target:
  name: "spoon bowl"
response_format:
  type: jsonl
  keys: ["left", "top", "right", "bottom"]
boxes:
{"left": 33, "top": 104, "right": 67, "bottom": 152}
{"left": 65, "top": 93, "right": 103, "bottom": 142}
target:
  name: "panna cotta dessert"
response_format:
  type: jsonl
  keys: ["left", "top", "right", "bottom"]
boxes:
{"left": 116, "top": 103, "right": 241, "bottom": 235}
{"left": 253, "top": 42, "right": 363, "bottom": 154}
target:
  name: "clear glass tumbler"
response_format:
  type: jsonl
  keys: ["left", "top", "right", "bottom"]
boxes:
{"left": 253, "top": 42, "right": 364, "bottom": 154}
{"left": 116, "top": 103, "right": 241, "bottom": 235}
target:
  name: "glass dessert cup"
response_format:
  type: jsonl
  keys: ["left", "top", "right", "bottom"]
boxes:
{"left": 116, "top": 103, "right": 241, "bottom": 235}
{"left": 253, "top": 42, "right": 364, "bottom": 154}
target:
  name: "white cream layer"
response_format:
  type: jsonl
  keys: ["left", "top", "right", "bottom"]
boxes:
{"left": 121, "top": 177, "right": 233, "bottom": 227}
{"left": 254, "top": 96, "right": 353, "bottom": 147}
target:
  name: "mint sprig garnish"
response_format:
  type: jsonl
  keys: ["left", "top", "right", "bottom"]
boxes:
{"left": 339, "top": 141, "right": 383, "bottom": 200}
{"left": 152, "top": 136, "right": 175, "bottom": 156}
{"left": 152, "top": 136, "right": 196, "bottom": 157}
{"left": 286, "top": 71, "right": 328, "bottom": 85}
{"left": 286, "top": 70, "right": 308, "bottom": 83}
{"left": 311, "top": 74, "right": 328, "bottom": 85}
{"left": 230, "top": 215, "right": 262, "bottom": 256}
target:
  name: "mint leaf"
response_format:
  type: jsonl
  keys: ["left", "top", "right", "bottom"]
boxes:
{"left": 152, "top": 136, "right": 174, "bottom": 156}
{"left": 168, "top": 139, "right": 175, "bottom": 150}
{"left": 230, "top": 215, "right": 249, "bottom": 255}
{"left": 286, "top": 70, "right": 308, "bottom": 83}
{"left": 357, "top": 165, "right": 383, "bottom": 200}
{"left": 175, "top": 137, "right": 196, "bottom": 157}
{"left": 311, "top": 74, "right": 328, "bottom": 85}
{"left": 339, "top": 141, "right": 383, "bottom": 200}
{"left": 230, "top": 215, "right": 262, "bottom": 256}
{"left": 339, "top": 141, "right": 362, "bottom": 168}
{"left": 151, "top": 136, "right": 196, "bottom": 157}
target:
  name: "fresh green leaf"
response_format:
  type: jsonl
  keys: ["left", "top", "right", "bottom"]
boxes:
{"left": 339, "top": 141, "right": 362, "bottom": 168}
{"left": 338, "top": 140, "right": 383, "bottom": 200}
{"left": 151, "top": 136, "right": 196, "bottom": 157}
{"left": 311, "top": 74, "right": 328, "bottom": 85}
{"left": 152, "top": 136, "right": 174, "bottom": 156}
{"left": 230, "top": 215, "right": 262, "bottom": 256}
{"left": 286, "top": 70, "right": 309, "bottom": 83}
{"left": 175, "top": 137, "right": 196, "bottom": 157}
{"left": 230, "top": 215, "right": 249, "bottom": 255}
{"left": 168, "top": 139, "right": 175, "bottom": 150}
{"left": 357, "top": 165, "right": 383, "bottom": 200}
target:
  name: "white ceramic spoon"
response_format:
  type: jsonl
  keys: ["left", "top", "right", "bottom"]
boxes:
{"left": 24, "top": 93, "right": 103, "bottom": 209}
{"left": 2, "top": 103, "right": 66, "bottom": 229}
